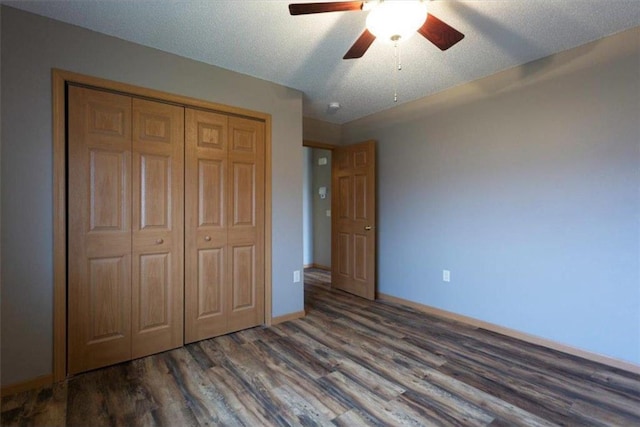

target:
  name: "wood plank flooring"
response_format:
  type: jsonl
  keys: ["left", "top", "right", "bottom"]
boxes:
{"left": 3, "top": 268, "right": 640, "bottom": 426}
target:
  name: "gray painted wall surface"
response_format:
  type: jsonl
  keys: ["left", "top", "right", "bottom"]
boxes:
{"left": 303, "top": 147, "right": 313, "bottom": 265}
{"left": 303, "top": 117, "right": 341, "bottom": 145}
{"left": 0, "top": 6, "right": 304, "bottom": 386}
{"left": 312, "top": 149, "right": 332, "bottom": 268}
{"left": 342, "top": 27, "right": 640, "bottom": 364}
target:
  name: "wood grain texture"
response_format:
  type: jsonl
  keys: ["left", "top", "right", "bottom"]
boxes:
{"left": 343, "top": 29, "right": 376, "bottom": 59}
{"left": 0, "top": 376, "right": 53, "bottom": 398}
{"left": 332, "top": 141, "right": 376, "bottom": 300}
{"left": 67, "top": 86, "right": 133, "bottom": 375}
{"left": 272, "top": 310, "right": 306, "bottom": 325}
{"left": 53, "top": 70, "right": 273, "bottom": 380}
{"left": 418, "top": 13, "right": 465, "bottom": 51}
{"left": 289, "top": 1, "right": 363, "bottom": 16}
{"left": 131, "top": 97, "right": 185, "bottom": 360}
{"left": 378, "top": 292, "right": 640, "bottom": 375}
{"left": 52, "top": 70, "right": 68, "bottom": 382}
{"left": 3, "top": 268, "right": 639, "bottom": 426}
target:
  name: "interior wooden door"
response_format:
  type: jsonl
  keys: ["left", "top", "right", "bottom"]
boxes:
{"left": 131, "top": 99, "right": 184, "bottom": 358}
{"left": 67, "top": 86, "right": 133, "bottom": 375}
{"left": 227, "top": 116, "right": 265, "bottom": 332}
{"left": 185, "top": 109, "right": 229, "bottom": 343}
{"left": 184, "top": 111, "right": 265, "bottom": 342}
{"left": 331, "top": 141, "right": 376, "bottom": 300}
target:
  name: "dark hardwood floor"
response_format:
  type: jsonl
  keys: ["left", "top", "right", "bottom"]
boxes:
{"left": 3, "top": 268, "right": 640, "bottom": 426}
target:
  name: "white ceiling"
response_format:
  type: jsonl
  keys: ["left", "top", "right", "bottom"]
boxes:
{"left": 6, "top": 0, "right": 639, "bottom": 124}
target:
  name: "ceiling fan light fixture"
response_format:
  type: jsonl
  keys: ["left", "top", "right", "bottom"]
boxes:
{"left": 366, "top": 0, "right": 428, "bottom": 43}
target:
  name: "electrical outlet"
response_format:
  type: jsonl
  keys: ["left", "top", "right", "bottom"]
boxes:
{"left": 293, "top": 270, "right": 301, "bottom": 283}
{"left": 443, "top": 270, "right": 451, "bottom": 282}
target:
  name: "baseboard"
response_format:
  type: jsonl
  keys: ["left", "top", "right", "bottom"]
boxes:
{"left": 1, "top": 374, "right": 53, "bottom": 397}
{"left": 272, "top": 310, "right": 306, "bottom": 325}
{"left": 304, "top": 264, "right": 331, "bottom": 271}
{"left": 377, "top": 292, "right": 640, "bottom": 375}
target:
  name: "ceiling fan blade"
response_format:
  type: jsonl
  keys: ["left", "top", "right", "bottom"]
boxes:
{"left": 289, "top": 1, "right": 364, "bottom": 15}
{"left": 343, "top": 29, "right": 376, "bottom": 59}
{"left": 418, "top": 14, "right": 465, "bottom": 51}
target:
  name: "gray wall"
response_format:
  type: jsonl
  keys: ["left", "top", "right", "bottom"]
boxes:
{"left": 342, "top": 27, "right": 640, "bottom": 364}
{"left": 312, "top": 149, "right": 332, "bottom": 268}
{"left": 303, "top": 147, "right": 314, "bottom": 265}
{"left": 0, "top": 6, "right": 304, "bottom": 386}
{"left": 303, "top": 117, "right": 341, "bottom": 145}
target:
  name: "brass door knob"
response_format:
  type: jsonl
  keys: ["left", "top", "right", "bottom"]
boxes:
{"left": 204, "top": 236, "right": 211, "bottom": 241}
{"left": 364, "top": 226, "right": 372, "bottom": 231}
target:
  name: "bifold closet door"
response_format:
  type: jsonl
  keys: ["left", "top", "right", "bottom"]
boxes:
{"left": 131, "top": 98, "right": 184, "bottom": 358}
{"left": 227, "top": 116, "right": 265, "bottom": 332}
{"left": 68, "top": 86, "right": 184, "bottom": 374}
{"left": 68, "top": 86, "right": 133, "bottom": 374}
{"left": 185, "top": 109, "right": 265, "bottom": 343}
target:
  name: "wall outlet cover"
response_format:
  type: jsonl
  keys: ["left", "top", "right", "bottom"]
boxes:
{"left": 443, "top": 270, "right": 451, "bottom": 282}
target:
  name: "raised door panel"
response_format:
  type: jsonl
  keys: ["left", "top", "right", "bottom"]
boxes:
{"left": 137, "top": 253, "right": 170, "bottom": 332}
{"left": 337, "top": 232, "right": 351, "bottom": 278}
{"left": 231, "top": 245, "right": 255, "bottom": 311}
{"left": 139, "top": 154, "right": 170, "bottom": 229}
{"left": 231, "top": 162, "right": 256, "bottom": 227}
{"left": 185, "top": 109, "right": 229, "bottom": 343}
{"left": 68, "top": 86, "right": 132, "bottom": 375}
{"left": 87, "top": 257, "right": 128, "bottom": 342}
{"left": 198, "top": 159, "right": 225, "bottom": 228}
{"left": 354, "top": 173, "right": 368, "bottom": 221}
{"left": 131, "top": 98, "right": 184, "bottom": 358}
{"left": 198, "top": 248, "right": 225, "bottom": 317}
{"left": 89, "top": 150, "right": 126, "bottom": 231}
{"left": 227, "top": 117, "right": 264, "bottom": 332}
{"left": 337, "top": 176, "right": 351, "bottom": 220}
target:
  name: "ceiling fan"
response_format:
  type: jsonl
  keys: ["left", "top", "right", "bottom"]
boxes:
{"left": 289, "top": 0, "right": 465, "bottom": 59}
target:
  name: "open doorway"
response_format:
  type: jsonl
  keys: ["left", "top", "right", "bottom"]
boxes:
{"left": 303, "top": 146, "right": 333, "bottom": 289}
{"left": 303, "top": 139, "right": 377, "bottom": 301}
{"left": 302, "top": 144, "right": 332, "bottom": 298}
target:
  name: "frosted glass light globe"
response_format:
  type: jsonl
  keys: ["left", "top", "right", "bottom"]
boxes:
{"left": 366, "top": 1, "right": 428, "bottom": 43}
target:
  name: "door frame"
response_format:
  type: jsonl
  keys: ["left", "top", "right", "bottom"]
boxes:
{"left": 52, "top": 69, "right": 273, "bottom": 382}
{"left": 302, "top": 139, "right": 377, "bottom": 299}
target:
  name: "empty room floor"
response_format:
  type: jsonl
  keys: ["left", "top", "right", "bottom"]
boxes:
{"left": 2, "top": 268, "right": 639, "bottom": 426}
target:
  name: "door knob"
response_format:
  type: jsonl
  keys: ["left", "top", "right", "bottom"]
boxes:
{"left": 204, "top": 236, "right": 211, "bottom": 241}
{"left": 364, "top": 226, "right": 372, "bottom": 231}
{"left": 156, "top": 238, "right": 164, "bottom": 244}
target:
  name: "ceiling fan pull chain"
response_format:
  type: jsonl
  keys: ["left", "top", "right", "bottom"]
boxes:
{"left": 394, "top": 42, "right": 398, "bottom": 102}
{"left": 393, "top": 41, "right": 401, "bottom": 102}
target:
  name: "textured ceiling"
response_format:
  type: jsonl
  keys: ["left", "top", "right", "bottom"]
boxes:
{"left": 6, "top": 0, "right": 639, "bottom": 124}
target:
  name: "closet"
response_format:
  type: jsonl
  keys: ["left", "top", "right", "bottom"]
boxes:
{"left": 67, "top": 85, "right": 265, "bottom": 375}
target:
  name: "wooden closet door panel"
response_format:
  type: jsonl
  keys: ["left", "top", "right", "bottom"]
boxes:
{"left": 227, "top": 117, "right": 265, "bottom": 332}
{"left": 131, "top": 98, "right": 184, "bottom": 358}
{"left": 67, "top": 86, "right": 132, "bottom": 375}
{"left": 185, "top": 109, "right": 229, "bottom": 343}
